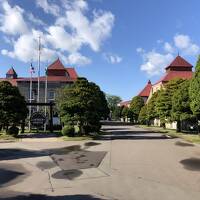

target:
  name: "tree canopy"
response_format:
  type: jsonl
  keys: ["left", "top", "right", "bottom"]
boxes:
{"left": 146, "top": 91, "right": 160, "bottom": 121}
{"left": 172, "top": 80, "right": 193, "bottom": 121}
{"left": 56, "top": 77, "right": 109, "bottom": 134}
{"left": 0, "top": 81, "right": 28, "bottom": 130}
{"left": 106, "top": 94, "right": 122, "bottom": 112}
{"left": 155, "top": 78, "right": 185, "bottom": 123}
{"left": 106, "top": 94, "right": 122, "bottom": 119}
{"left": 138, "top": 105, "right": 148, "bottom": 124}
{"left": 130, "top": 96, "right": 144, "bottom": 121}
{"left": 189, "top": 56, "right": 200, "bottom": 118}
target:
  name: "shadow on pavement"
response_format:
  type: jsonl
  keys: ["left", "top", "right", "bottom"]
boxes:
{"left": 180, "top": 157, "right": 200, "bottom": 171}
{"left": 0, "top": 145, "right": 107, "bottom": 185}
{"left": 175, "top": 141, "right": 194, "bottom": 147}
{"left": 0, "top": 191, "right": 108, "bottom": 200}
{"left": 0, "top": 163, "right": 29, "bottom": 187}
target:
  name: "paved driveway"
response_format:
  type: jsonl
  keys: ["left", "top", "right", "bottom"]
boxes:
{"left": 0, "top": 125, "right": 200, "bottom": 200}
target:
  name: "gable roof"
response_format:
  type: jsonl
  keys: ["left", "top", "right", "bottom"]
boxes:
{"left": 118, "top": 100, "right": 131, "bottom": 107}
{"left": 138, "top": 80, "right": 152, "bottom": 97}
{"left": 6, "top": 67, "right": 17, "bottom": 75}
{"left": 66, "top": 68, "right": 78, "bottom": 79}
{"left": 47, "top": 58, "right": 65, "bottom": 70}
{"left": 165, "top": 55, "right": 192, "bottom": 70}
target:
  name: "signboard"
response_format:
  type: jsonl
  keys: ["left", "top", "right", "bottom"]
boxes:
{"left": 30, "top": 112, "right": 46, "bottom": 127}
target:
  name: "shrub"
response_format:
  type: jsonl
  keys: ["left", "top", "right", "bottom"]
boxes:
{"left": 7, "top": 126, "right": 19, "bottom": 136}
{"left": 83, "top": 122, "right": 101, "bottom": 134}
{"left": 62, "top": 125, "right": 75, "bottom": 137}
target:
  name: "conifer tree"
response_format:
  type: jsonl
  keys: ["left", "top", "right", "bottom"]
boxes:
{"left": 172, "top": 80, "right": 193, "bottom": 132}
{"left": 130, "top": 96, "right": 144, "bottom": 122}
{"left": 189, "top": 56, "right": 200, "bottom": 119}
{"left": 155, "top": 78, "right": 185, "bottom": 127}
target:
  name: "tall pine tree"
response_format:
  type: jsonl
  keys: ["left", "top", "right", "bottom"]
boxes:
{"left": 189, "top": 56, "right": 200, "bottom": 119}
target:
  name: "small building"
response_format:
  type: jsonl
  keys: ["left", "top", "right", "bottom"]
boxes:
{"left": 0, "top": 58, "right": 78, "bottom": 103}
{"left": 118, "top": 100, "right": 131, "bottom": 108}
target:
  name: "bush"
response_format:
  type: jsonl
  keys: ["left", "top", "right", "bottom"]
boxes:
{"left": 62, "top": 125, "right": 75, "bottom": 137}
{"left": 7, "top": 126, "right": 19, "bottom": 136}
{"left": 83, "top": 123, "right": 101, "bottom": 134}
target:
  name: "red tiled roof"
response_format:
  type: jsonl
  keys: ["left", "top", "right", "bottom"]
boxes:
{"left": 48, "top": 58, "right": 65, "bottom": 70}
{"left": 166, "top": 55, "right": 192, "bottom": 70}
{"left": 66, "top": 68, "right": 78, "bottom": 79}
{"left": 118, "top": 100, "right": 131, "bottom": 107}
{"left": 153, "top": 71, "right": 193, "bottom": 85}
{"left": 6, "top": 67, "right": 17, "bottom": 75}
{"left": 138, "top": 80, "right": 152, "bottom": 97}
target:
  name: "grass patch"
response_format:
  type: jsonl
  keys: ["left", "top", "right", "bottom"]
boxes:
{"left": 61, "top": 132, "right": 103, "bottom": 141}
{"left": 62, "top": 135, "right": 94, "bottom": 141}
{"left": 0, "top": 132, "right": 18, "bottom": 141}
{"left": 139, "top": 125, "right": 200, "bottom": 144}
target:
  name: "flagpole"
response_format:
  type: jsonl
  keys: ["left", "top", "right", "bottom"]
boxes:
{"left": 29, "top": 64, "right": 33, "bottom": 132}
{"left": 37, "top": 36, "right": 41, "bottom": 111}
{"left": 44, "top": 67, "right": 48, "bottom": 132}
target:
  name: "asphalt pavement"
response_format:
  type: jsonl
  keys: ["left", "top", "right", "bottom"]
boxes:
{"left": 0, "top": 125, "right": 200, "bottom": 200}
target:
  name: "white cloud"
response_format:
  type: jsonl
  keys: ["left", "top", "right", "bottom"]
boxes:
{"left": 140, "top": 51, "right": 173, "bottom": 76}
{"left": 104, "top": 53, "right": 122, "bottom": 64}
{"left": 46, "top": 26, "right": 82, "bottom": 52}
{"left": 36, "top": 0, "right": 60, "bottom": 16}
{"left": 138, "top": 33, "right": 200, "bottom": 76}
{"left": 67, "top": 52, "right": 91, "bottom": 65}
{"left": 0, "top": 0, "right": 115, "bottom": 66}
{"left": 65, "top": 8, "right": 114, "bottom": 51}
{"left": 136, "top": 47, "right": 145, "bottom": 53}
{"left": 0, "top": 1, "right": 28, "bottom": 35}
{"left": 174, "top": 34, "right": 199, "bottom": 55}
{"left": 164, "top": 42, "right": 174, "bottom": 53}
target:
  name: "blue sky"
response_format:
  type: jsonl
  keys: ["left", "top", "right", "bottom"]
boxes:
{"left": 0, "top": 0, "right": 200, "bottom": 100}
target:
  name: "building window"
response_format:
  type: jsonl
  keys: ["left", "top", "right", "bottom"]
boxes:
{"left": 48, "top": 91, "right": 55, "bottom": 100}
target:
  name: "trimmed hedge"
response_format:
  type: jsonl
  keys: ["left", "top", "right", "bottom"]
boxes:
{"left": 62, "top": 125, "right": 75, "bottom": 137}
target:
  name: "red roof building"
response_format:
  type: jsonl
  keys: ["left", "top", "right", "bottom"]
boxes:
{"left": 138, "top": 80, "right": 152, "bottom": 103}
{"left": 151, "top": 55, "right": 193, "bottom": 94}
{"left": 118, "top": 100, "right": 131, "bottom": 108}
{"left": 119, "top": 55, "right": 193, "bottom": 106}
{"left": 0, "top": 59, "right": 78, "bottom": 102}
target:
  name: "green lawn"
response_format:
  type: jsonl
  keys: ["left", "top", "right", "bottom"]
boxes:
{"left": 0, "top": 132, "right": 18, "bottom": 141}
{"left": 139, "top": 125, "right": 200, "bottom": 144}
{"left": 62, "top": 135, "right": 94, "bottom": 141}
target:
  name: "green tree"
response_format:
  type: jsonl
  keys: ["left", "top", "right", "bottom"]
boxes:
{"left": 138, "top": 105, "right": 148, "bottom": 125}
{"left": 172, "top": 80, "right": 193, "bottom": 132}
{"left": 156, "top": 78, "right": 185, "bottom": 127}
{"left": 106, "top": 95, "right": 122, "bottom": 111}
{"left": 0, "top": 81, "right": 28, "bottom": 133}
{"left": 112, "top": 106, "right": 123, "bottom": 120}
{"left": 121, "top": 107, "right": 133, "bottom": 121}
{"left": 106, "top": 94, "right": 122, "bottom": 119}
{"left": 130, "top": 96, "right": 144, "bottom": 122}
{"left": 146, "top": 91, "right": 160, "bottom": 122}
{"left": 56, "top": 78, "right": 109, "bottom": 135}
{"left": 189, "top": 56, "right": 200, "bottom": 119}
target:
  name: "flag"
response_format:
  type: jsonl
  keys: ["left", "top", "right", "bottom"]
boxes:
{"left": 30, "top": 63, "right": 35, "bottom": 74}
